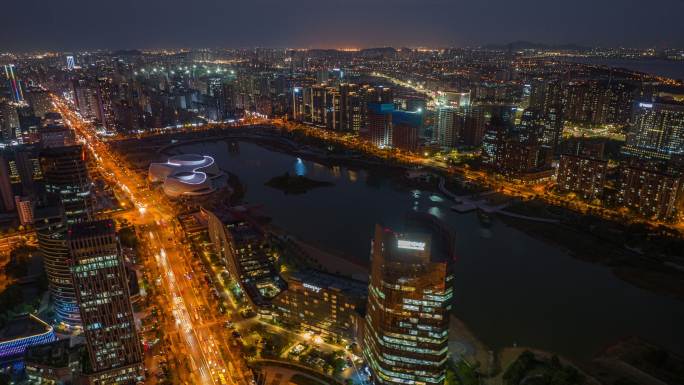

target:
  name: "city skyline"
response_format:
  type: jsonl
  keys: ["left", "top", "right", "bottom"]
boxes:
{"left": 3, "top": 0, "right": 684, "bottom": 51}
{"left": 0, "top": 9, "right": 683, "bottom": 383}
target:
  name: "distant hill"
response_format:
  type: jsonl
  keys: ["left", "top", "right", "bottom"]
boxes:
{"left": 484, "top": 41, "right": 590, "bottom": 52}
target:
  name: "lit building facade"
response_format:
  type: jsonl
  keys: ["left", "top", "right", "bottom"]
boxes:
{"left": 557, "top": 142, "right": 608, "bottom": 201}
{"left": 24, "top": 338, "right": 85, "bottom": 385}
{"left": 40, "top": 145, "right": 92, "bottom": 223}
{"left": 35, "top": 206, "right": 81, "bottom": 326}
{"left": 14, "top": 195, "right": 34, "bottom": 225}
{"left": 0, "top": 315, "right": 56, "bottom": 360}
{"left": 363, "top": 225, "right": 453, "bottom": 385}
{"left": 37, "top": 145, "right": 92, "bottom": 326}
{"left": 623, "top": 100, "right": 684, "bottom": 159}
{"left": 366, "top": 103, "right": 393, "bottom": 149}
{"left": 274, "top": 269, "right": 367, "bottom": 341}
{"left": 618, "top": 162, "right": 684, "bottom": 221}
{"left": 205, "top": 208, "right": 284, "bottom": 308}
{"left": 3, "top": 64, "right": 24, "bottom": 103}
{"left": 435, "top": 106, "right": 460, "bottom": 148}
{"left": 68, "top": 219, "right": 144, "bottom": 384}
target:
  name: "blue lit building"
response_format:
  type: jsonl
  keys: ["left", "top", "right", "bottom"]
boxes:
{"left": 0, "top": 315, "right": 56, "bottom": 361}
{"left": 366, "top": 103, "right": 422, "bottom": 151}
{"left": 3, "top": 64, "right": 24, "bottom": 103}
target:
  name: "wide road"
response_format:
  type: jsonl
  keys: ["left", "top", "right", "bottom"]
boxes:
{"left": 51, "top": 96, "right": 251, "bottom": 385}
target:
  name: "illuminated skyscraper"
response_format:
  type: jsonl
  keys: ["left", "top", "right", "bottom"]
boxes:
{"left": 435, "top": 91, "right": 469, "bottom": 148}
{"left": 363, "top": 225, "right": 453, "bottom": 385}
{"left": 3, "top": 64, "right": 24, "bottom": 103}
{"left": 366, "top": 103, "right": 393, "bottom": 149}
{"left": 435, "top": 106, "right": 462, "bottom": 148}
{"left": 36, "top": 145, "right": 92, "bottom": 326}
{"left": 623, "top": 100, "right": 684, "bottom": 159}
{"left": 68, "top": 220, "right": 144, "bottom": 384}
{"left": 40, "top": 145, "right": 92, "bottom": 222}
{"left": 66, "top": 55, "right": 75, "bottom": 70}
{"left": 35, "top": 206, "right": 80, "bottom": 325}
{"left": 0, "top": 101, "right": 20, "bottom": 141}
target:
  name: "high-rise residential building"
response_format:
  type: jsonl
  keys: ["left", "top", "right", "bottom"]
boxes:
{"left": 618, "top": 161, "right": 684, "bottom": 221}
{"left": 392, "top": 109, "right": 422, "bottom": 152}
{"left": 310, "top": 85, "right": 327, "bottom": 126}
{"left": 557, "top": 141, "right": 608, "bottom": 201}
{"left": 529, "top": 79, "right": 563, "bottom": 117}
{"left": 72, "top": 79, "right": 100, "bottom": 120}
{"left": 482, "top": 122, "right": 551, "bottom": 180}
{"left": 292, "top": 87, "right": 305, "bottom": 121}
{"left": 366, "top": 103, "right": 394, "bottom": 149}
{"left": 623, "top": 100, "right": 684, "bottom": 159}
{"left": 324, "top": 87, "right": 342, "bottom": 130}
{"left": 297, "top": 83, "right": 392, "bottom": 133}
{"left": 363, "top": 225, "right": 453, "bottom": 385}
{"left": 435, "top": 91, "right": 470, "bottom": 149}
{"left": 543, "top": 105, "right": 564, "bottom": 152}
{"left": 95, "top": 77, "right": 116, "bottom": 130}
{"left": 435, "top": 106, "right": 462, "bottom": 148}
{"left": 68, "top": 219, "right": 144, "bottom": 384}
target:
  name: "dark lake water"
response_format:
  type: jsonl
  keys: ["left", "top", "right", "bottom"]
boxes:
{"left": 561, "top": 57, "right": 684, "bottom": 80}
{"left": 173, "top": 140, "right": 684, "bottom": 361}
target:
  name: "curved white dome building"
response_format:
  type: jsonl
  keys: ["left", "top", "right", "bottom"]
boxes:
{"left": 148, "top": 154, "right": 221, "bottom": 197}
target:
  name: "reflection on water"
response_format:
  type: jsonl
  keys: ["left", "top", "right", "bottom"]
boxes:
{"left": 228, "top": 141, "right": 240, "bottom": 154}
{"left": 428, "top": 206, "right": 444, "bottom": 219}
{"left": 176, "top": 140, "right": 684, "bottom": 361}
{"left": 331, "top": 165, "right": 341, "bottom": 178}
{"left": 294, "top": 157, "right": 307, "bottom": 176}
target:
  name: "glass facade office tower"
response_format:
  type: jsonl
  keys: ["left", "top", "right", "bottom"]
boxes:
{"left": 36, "top": 145, "right": 92, "bottom": 326}
{"left": 35, "top": 206, "right": 81, "bottom": 325}
{"left": 40, "top": 145, "right": 91, "bottom": 222}
{"left": 363, "top": 225, "right": 453, "bottom": 385}
{"left": 68, "top": 220, "right": 143, "bottom": 384}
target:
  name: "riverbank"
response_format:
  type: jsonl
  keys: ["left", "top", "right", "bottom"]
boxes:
{"left": 496, "top": 210, "right": 684, "bottom": 301}
{"left": 155, "top": 131, "right": 684, "bottom": 301}
{"left": 114, "top": 129, "right": 684, "bottom": 361}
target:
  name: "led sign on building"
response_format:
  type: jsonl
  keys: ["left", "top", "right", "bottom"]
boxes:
{"left": 303, "top": 283, "right": 322, "bottom": 293}
{"left": 397, "top": 239, "right": 426, "bottom": 251}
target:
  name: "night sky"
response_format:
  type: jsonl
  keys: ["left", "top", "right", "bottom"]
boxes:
{"left": 3, "top": 0, "right": 684, "bottom": 50}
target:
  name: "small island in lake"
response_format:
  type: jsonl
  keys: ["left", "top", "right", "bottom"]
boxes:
{"left": 265, "top": 172, "right": 334, "bottom": 194}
